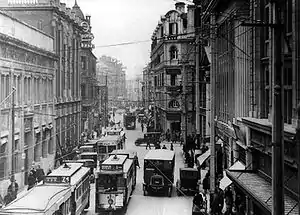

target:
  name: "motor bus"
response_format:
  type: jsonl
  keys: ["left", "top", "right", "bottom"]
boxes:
{"left": 95, "top": 152, "right": 137, "bottom": 214}
{"left": 123, "top": 113, "right": 136, "bottom": 130}
{"left": 79, "top": 152, "right": 97, "bottom": 168}
{"left": 97, "top": 135, "right": 125, "bottom": 163}
{"left": 143, "top": 149, "right": 175, "bottom": 197}
{"left": 0, "top": 162, "right": 91, "bottom": 215}
{"left": 83, "top": 139, "right": 98, "bottom": 151}
{"left": 79, "top": 145, "right": 95, "bottom": 153}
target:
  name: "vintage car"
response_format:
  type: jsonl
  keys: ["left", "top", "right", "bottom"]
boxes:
{"left": 143, "top": 149, "right": 175, "bottom": 197}
{"left": 176, "top": 168, "right": 200, "bottom": 196}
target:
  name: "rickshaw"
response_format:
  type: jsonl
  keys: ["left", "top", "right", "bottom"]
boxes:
{"left": 176, "top": 167, "right": 200, "bottom": 196}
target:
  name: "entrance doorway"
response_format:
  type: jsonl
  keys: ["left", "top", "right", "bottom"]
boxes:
{"left": 170, "top": 122, "right": 181, "bottom": 133}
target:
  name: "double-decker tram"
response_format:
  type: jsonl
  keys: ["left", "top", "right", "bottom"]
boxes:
{"left": 0, "top": 162, "right": 91, "bottom": 215}
{"left": 97, "top": 135, "right": 125, "bottom": 163}
{"left": 95, "top": 151, "right": 137, "bottom": 214}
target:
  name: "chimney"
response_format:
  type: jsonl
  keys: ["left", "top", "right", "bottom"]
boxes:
{"left": 175, "top": 2, "right": 185, "bottom": 13}
{"left": 86, "top": 15, "right": 91, "bottom": 25}
{"left": 187, "top": 4, "right": 195, "bottom": 35}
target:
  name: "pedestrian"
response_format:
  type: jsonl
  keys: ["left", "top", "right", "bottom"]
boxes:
{"left": 141, "top": 123, "right": 144, "bottom": 132}
{"left": 36, "top": 165, "right": 45, "bottom": 183}
{"left": 166, "top": 129, "right": 170, "bottom": 142}
{"left": 202, "top": 172, "right": 210, "bottom": 195}
{"left": 7, "top": 175, "right": 18, "bottom": 201}
{"left": 224, "top": 186, "right": 233, "bottom": 213}
{"left": 162, "top": 145, "right": 167, "bottom": 149}
{"left": 146, "top": 140, "right": 151, "bottom": 150}
{"left": 47, "top": 168, "right": 52, "bottom": 175}
{"left": 27, "top": 170, "right": 36, "bottom": 191}
{"left": 170, "top": 142, "right": 174, "bottom": 151}
{"left": 135, "top": 156, "right": 140, "bottom": 168}
{"left": 193, "top": 191, "right": 204, "bottom": 211}
{"left": 171, "top": 130, "right": 176, "bottom": 144}
{"left": 3, "top": 191, "right": 13, "bottom": 206}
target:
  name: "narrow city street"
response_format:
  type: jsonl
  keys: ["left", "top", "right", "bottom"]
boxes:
{"left": 86, "top": 110, "right": 193, "bottom": 215}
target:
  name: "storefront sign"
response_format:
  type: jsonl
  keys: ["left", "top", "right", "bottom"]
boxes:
{"left": 81, "top": 21, "right": 90, "bottom": 32}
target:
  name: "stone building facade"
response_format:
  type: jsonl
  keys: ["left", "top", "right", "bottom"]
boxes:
{"left": 196, "top": 0, "right": 299, "bottom": 214}
{"left": 0, "top": 10, "right": 57, "bottom": 196}
{"left": 150, "top": 2, "right": 196, "bottom": 137}
{"left": 1, "top": 0, "right": 86, "bottom": 166}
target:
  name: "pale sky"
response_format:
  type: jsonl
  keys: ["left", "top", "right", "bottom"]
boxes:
{"left": 62, "top": 0, "right": 185, "bottom": 79}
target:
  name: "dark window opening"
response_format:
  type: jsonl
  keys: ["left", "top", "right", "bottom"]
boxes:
{"left": 170, "top": 74, "right": 176, "bottom": 86}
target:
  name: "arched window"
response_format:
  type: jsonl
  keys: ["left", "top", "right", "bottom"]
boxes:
{"left": 169, "top": 100, "right": 180, "bottom": 108}
{"left": 170, "top": 46, "right": 178, "bottom": 60}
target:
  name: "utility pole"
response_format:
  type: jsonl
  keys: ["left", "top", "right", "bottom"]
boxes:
{"left": 271, "top": 2, "right": 284, "bottom": 214}
{"left": 210, "top": 13, "right": 216, "bottom": 195}
{"left": 195, "top": 35, "right": 201, "bottom": 149}
{"left": 104, "top": 75, "right": 108, "bottom": 128}
{"left": 11, "top": 87, "right": 16, "bottom": 194}
{"left": 296, "top": 104, "right": 300, "bottom": 215}
{"left": 194, "top": 1, "right": 201, "bottom": 150}
{"left": 182, "top": 62, "right": 188, "bottom": 147}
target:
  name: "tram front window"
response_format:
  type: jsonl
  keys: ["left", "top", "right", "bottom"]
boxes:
{"left": 108, "top": 146, "right": 116, "bottom": 153}
{"left": 99, "top": 174, "right": 124, "bottom": 191}
{"left": 98, "top": 146, "right": 106, "bottom": 153}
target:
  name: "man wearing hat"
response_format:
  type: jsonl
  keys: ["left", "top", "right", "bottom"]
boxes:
{"left": 7, "top": 175, "right": 19, "bottom": 201}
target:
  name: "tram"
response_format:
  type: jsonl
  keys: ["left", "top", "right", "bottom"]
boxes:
{"left": 97, "top": 134, "right": 125, "bottom": 163}
{"left": 95, "top": 151, "right": 137, "bottom": 214}
{"left": 0, "top": 162, "right": 91, "bottom": 215}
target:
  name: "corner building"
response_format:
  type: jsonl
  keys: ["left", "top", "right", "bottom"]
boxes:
{"left": 150, "top": 2, "right": 196, "bottom": 136}
{"left": 1, "top": 0, "right": 85, "bottom": 166}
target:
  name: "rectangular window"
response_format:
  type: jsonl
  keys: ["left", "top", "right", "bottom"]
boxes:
{"left": 154, "top": 76, "right": 157, "bottom": 87}
{"left": 169, "top": 23, "right": 178, "bottom": 35}
{"left": 81, "top": 56, "right": 87, "bottom": 70}
{"left": 48, "top": 130, "right": 53, "bottom": 154}
{"left": 160, "top": 27, "right": 164, "bottom": 37}
{"left": 161, "top": 73, "right": 164, "bottom": 86}
{"left": 34, "top": 133, "right": 41, "bottom": 162}
{"left": 42, "top": 131, "right": 47, "bottom": 158}
{"left": 286, "top": 0, "right": 292, "bottom": 33}
{"left": 0, "top": 142, "right": 7, "bottom": 179}
{"left": 170, "top": 75, "right": 176, "bottom": 86}
{"left": 81, "top": 84, "right": 86, "bottom": 98}
{"left": 264, "top": 68, "right": 270, "bottom": 117}
{"left": 283, "top": 65, "right": 292, "bottom": 124}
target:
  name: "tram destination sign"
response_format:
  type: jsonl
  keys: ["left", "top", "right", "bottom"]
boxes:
{"left": 100, "top": 164, "right": 123, "bottom": 171}
{"left": 44, "top": 176, "right": 71, "bottom": 185}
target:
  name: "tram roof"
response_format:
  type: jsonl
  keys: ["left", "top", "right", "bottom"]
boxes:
{"left": 144, "top": 149, "right": 175, "bottom": 161}
{"left": 1, "top": 185, "right": 71, "bottom": 214}
{"left": 49, "top": 162, "right": 83, "bottom": 177}
{"left": 103, "top": 154, "right": 127, "bottom": 165}
{"left": 110, "top": 149, "right": 137, "bottom": 159}
{"left": 69, "top": 166, "right": 90, "bottom": 186}
{"left": 100, "top": 135, "right": 121, "bottom": 142}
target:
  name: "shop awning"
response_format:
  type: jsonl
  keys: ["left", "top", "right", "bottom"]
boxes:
{"left": 226, "top": 170, "right": 299, "bottom": 215}
{"left": 197, "top": 149, "right": 210, "bottom": 167}
{"left": 219, "top": 161, "right": 246, "bottom": 191}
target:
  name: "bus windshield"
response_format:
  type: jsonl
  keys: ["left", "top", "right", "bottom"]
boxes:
{"left": 108, "top": 145, "right": 116, "bottom": 153}
{"left": 98, "top": 174, "right": 124, "bottom": 190}
{"left": 98, "top": 145, "right": 106, "bottom": 153}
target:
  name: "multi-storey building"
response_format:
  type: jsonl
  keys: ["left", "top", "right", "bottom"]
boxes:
{"left": 150, "top": 2, "right": 195, "bottom": 138}
{"left": 126, "top": 78, "right": 142, "bottom": 107}
{"left": 79, "top": 15, "right": 98, "bottom": 135}
{"left": 197, "top": 0, "right": 299, "bottom": 214}
{"left": 96, "top": 56, "right": 126, "bottom": 108}
{"left": 1, "top": 0, "right": 85, "bottom": 166}
{"left": 0, "top": 11, "right": 57, "bottom": 196}
{"left": 142, "top": 64, "right": 152, "bottom": 109}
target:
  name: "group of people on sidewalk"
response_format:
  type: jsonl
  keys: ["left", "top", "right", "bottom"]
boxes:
{"left": 27, "top": 164, "right": 46, "bottom": 191}
{"left": 192, "top": 169, "right": 246, "bottom": 215}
